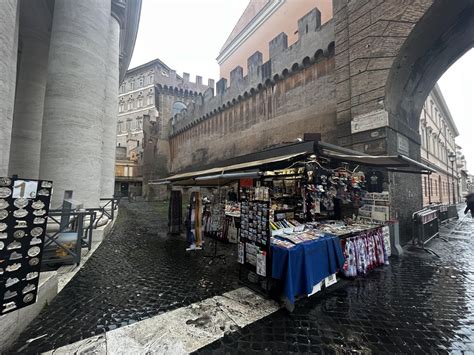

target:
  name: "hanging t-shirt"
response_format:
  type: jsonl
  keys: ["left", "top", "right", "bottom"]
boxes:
{"left": 367, "top": 171, "right": 384, "bottom": 192}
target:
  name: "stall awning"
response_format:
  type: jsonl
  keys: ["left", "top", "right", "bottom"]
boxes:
{"left": 154, "top": 140, "right": 433, "bottom": 186}
{"left": 152, "top": 151, "right": 312, "bottom": 185}
{"left": 321, "top": 152, "right": 434, "bottom": 174}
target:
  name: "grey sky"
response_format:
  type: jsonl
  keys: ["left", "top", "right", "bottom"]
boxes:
{"left": 130, "top": 0, "right": 473, "bottom": 172}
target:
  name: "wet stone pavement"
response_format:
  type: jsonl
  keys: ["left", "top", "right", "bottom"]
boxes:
{"left": 7, "top": 201, "right": 239, "bottom": 353}
{"left": 196, "top": 214, "right": 474, "bottom": 354}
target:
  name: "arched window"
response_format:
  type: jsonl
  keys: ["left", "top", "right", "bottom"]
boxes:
{"left": 137, "top": 92, "right": 143, "bottom": 108}
{"left": 149, "top": 73, "right": 154, "bottom": 84}
{"left": 139, "top": 76, "right": 144, "bottom": 87}
{"left": 172, "top": 101, "right": 187, "bottom": 116}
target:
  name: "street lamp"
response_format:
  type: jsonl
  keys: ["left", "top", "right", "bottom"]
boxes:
{"left": 449, "top": 153, "right": 456, "bottom": 204}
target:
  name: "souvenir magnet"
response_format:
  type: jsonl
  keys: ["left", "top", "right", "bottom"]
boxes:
{"left": 33, "top": 217, "right": 45, "bottom": 225}
{"left": 13, "top": 230, "right": 25, "bottom": 239}
{"left": 30, "top": 227, "right": 43, "bottom": 237}
{"left": 14, "top": 220, "right": 27, "bottom": 229}
{"left": 0, "top": 241, "right": 3, "bottom": 250}
{"left": 0, "top": 232, "right": 6, "bottom": 239}
{"left": 32, "top": 200, "right": 45, "bottom": 210}
{"left": 22, "top": 284, "right": 36, "bottom": 294}
{"left": 0, "top": 177, "right": 11, "bottom": 186}
{"left": 26, "top": 272, "right": 38, "bottom": 280}
{"left": 9, "top": 251, "right": 22, "bottom": 260}
{"left": 6, "top": 263, "right": 21, "bottom": 272}
{"left": 13, "top": 209, "right": 28, "bottom": 218}
{"left": 5, "top": 277, "right": 19, "bottom": 287}
{"left": 0, "top": 187, "right": 12, "bottom": 198}
{"left": 3, "top": 290, "right": 17, "bottom": 300}
{"left": 2, "top": 302, "right": 17, "bottom": 313}
{"left": 0, "top": 199, "right": 8, "bottom": 209}
{"left": 0, "top": 210, "right": 7, "bottom": 220}
{"left": 29, "top": 258, "right": 39, "bottom": 266}
{"left": 0, "top": 223, "right": 7, "bottom": 232}
{"left": 38, "top": 189, "right": 50, "bottom": 197}
{"left": 14, "top": 198, "right": 28, "bottom": 208}
{"left": 7, "top": 241, "right": 21, "bottom": 250}
{"left": 23, "top": 293, "right": 35, "bottom": 303}
{"left": 41, "top": 181, "right": 52, "bottom": 188}
{"left": 33, "top": 209, "right": 46, "bottom": 216}
{"left": 28, "top": 246, "right": 40, "bottom": 257}
{"left": 30, "top": 237, "right": 41, "bottom": 246}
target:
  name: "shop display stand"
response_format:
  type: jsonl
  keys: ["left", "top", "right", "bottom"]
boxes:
{"left": 203, "top": 234, "right": 226, "bottom": 265}
{"left": 238, "top": 182, "right": 273, "bottom": 297}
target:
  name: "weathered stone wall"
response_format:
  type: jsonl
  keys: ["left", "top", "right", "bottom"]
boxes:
{"left": 169, "top": 8, "right": 336, "bottom": 173}
{"left": 333, "top": 0, "right": 442, "bottom": 243}
{"left": 170, "top": 57, "right": 336, "bottom": 172}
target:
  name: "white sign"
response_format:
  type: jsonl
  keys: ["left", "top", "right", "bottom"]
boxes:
{"left": 351, "top": 109, "right": 389, "bottom": 134}
{"left": 256, "top": 251, "right": 266, "bottom": 277}
{"left": 397, "top": 133, "right": 410, "bottom": 155}
{"left": 12, "top": 180, "right": 38, "bottom": 199}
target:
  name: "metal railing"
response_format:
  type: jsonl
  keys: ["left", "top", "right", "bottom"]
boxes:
{"left": 412, "top": 208, "right": 447, "bottom": 257}
{"left": 42, "top": 209, "right": 97, "bottom": 267}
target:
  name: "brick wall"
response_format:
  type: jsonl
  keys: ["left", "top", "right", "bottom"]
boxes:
{"left": 169, "top": 56, "right": 336, "bottom": 172}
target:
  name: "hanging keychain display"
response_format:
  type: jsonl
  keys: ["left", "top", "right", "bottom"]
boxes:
{"left": 0, "top": 177, "right": 53, "bottom": 315}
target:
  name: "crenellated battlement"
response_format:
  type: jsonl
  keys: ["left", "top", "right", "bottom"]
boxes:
{"left": 121, "top": 58, "right": 214, "bottom": 97}
{"left": 170, "top": 8, "right": 334, "bottom": 136}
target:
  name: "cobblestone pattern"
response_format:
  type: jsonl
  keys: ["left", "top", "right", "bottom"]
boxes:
{"left": 7, "top": 201, "right": 239, "bottom": 353}
{"left": 196, "top": 215, "right": 474, "bottom": 354}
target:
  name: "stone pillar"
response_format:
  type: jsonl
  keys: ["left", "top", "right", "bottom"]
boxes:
{"left": 0, "top": 1, "right": 19, "bottom": 177}
{"left": 100, "top": 16, "right": 121, "bottom": 198}
{"left": 8, "top": 0, "right": 52, "bottom": 179}
{"left": 39, "top": 0, "right": 111, "bottom": 208}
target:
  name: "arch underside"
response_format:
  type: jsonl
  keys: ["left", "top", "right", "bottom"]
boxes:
{"left": 385, "top": 0, "right": 474, "bottom": 131}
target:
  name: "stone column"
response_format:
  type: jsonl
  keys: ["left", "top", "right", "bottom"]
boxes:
{"left": 100, "top": 16, "right": 121, "bottom": 198}
{"left": 8, "top": 0, "right": 52, "bottom": 179}
{"left": 39, "top": 0, "right": 110, "bottom": 208}
{"left": 0, "top": 1, "right": 20, "bottom": 177}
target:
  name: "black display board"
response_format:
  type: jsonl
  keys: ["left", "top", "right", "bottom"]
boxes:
{"left": 0, "top": 177, "right": 53, "bottom": 315}
{"left": 239, "top": 185, "right": 271, "bottom": 277}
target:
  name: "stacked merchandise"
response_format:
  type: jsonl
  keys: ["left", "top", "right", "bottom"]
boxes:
{"left": 302, "top": 162, "right": 366, "bottom": 221}
{"left": 359, "top": 192, "right": 390, "bottom": 223}
{"left": 0, "top": 177, "right": 53, "bottom": 315}
{"left": 186, "top": 191, "right": 203, "bottom": 251}
{"left": 340, "top": 227, "right": 389, "bottom": 277}
{"left": 239, "top": 186, "right": 270, "bottom": 277}
{"left": 168, "top": 190, "right": 182, "bottom": 234}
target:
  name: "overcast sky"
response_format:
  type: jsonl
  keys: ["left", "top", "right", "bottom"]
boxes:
{"left": 130, "top": 0, "right": 473, "bottom": 172}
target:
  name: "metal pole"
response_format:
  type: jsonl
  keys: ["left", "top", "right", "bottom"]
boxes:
{"left": 451, "top": 160, "right": 456, "bottom": 204}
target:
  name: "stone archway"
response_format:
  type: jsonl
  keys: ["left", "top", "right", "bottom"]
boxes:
{"left": 334, "top": 0, "right": 474, "bottom": 243}
{"left": 385, "top": 0, "right": 474, "bottom": 132}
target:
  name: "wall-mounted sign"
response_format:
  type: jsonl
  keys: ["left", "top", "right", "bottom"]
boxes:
{"left": 351, "top": 109, "right": 389, "bottom": 134}
{"left": 397, "top": 133, "right": 410, "bottom": 155}
{"left": 0, "top": 177, "right": 53, "bottom": 315}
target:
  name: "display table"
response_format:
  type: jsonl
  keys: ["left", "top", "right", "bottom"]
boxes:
{"left": 271, "top": 236, "right": 345, "bottom": 304}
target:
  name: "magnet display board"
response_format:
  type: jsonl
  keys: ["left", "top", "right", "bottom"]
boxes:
{"left": 0, "top": 177, "right": 53, "bottom": 315}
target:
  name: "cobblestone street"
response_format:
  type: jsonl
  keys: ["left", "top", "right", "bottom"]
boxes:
{"left": 197, "top": 214, "right": 474, "bottom": 354}
{"left": 8, "top": 201, "right": 239, "bottom": 353}
{"left": 7, "top": 203, "right": 474, "bottom": 354}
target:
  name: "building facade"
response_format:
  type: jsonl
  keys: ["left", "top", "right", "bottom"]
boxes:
{"left": 419, "top": 84, "right": 460, "bottom": 206}
{"left": 116, "top": 58, "right": 213, "bottom": 197}
{"left": 217, "top": 0, "right": 333, "bottom": 80}
{"left": 0, "top": 0, "right": 141, "bottom": 208}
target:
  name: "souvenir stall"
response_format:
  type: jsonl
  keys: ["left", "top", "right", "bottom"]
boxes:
{"left": 159, "top": 140, "right": 432, "bottom": 308}
{"left": 0, "top": 177, "right": 53, "bottom": 315}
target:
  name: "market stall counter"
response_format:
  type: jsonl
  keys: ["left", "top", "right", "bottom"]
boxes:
{"left": 271, "top": 234, "right": 344, "bottom": 304}
{"left": 156, "top": 139, "right": 433, "bottom": 311}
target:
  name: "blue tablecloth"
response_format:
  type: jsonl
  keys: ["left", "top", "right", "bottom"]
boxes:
{"left": 271, "top": 236, "right": 345, "bottom": 304}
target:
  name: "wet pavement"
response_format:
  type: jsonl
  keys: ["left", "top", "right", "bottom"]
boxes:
{"left": 7, "top": 201, "right": 239, "bottom": 353}
{"left": 196, "top": 215, "right": 474, "bottom": 354}
{"left": 6, "top": 203, "right": 474, "bottom": 354}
